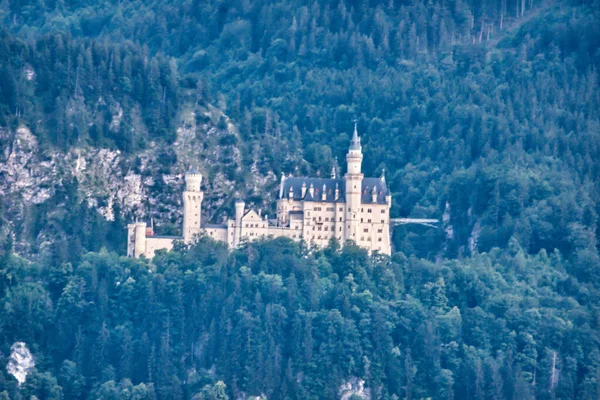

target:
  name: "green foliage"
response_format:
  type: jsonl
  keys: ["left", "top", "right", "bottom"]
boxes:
{"left": 0, "top": 0, "right": 599, "bottom": 398}
{"left": 0, "top": 237, "right": 599, "bottom": 399}
{"left": 0, "top": 0, "right": 599, "bottom": 266}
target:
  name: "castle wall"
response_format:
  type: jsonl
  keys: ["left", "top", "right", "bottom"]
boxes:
{"left": 238, "top": 210, "right": 270, "bottom": 242}
{"left": 303, "top": 201, "right": 341, "bottom": 247}
{"left": 353, "top": 203, "right": 390, "bottom": 254}
{"left": 145, "top": 237, "right": 176, "bottom": 258}
{"left": 204, "top": 227, "right": 228, "bottom": 242}
{"left": 272, "top": 196, "right": 391, "bottom": 253}
{"left": 266, "top": 226, "right": 300, "bottom": 240}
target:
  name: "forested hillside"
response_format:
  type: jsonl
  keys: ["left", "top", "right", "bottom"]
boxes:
{"left": 0, "top": 0, "right": 598, "bottom": 263}
{"left": 1, "top": 238, "right": 600, "bottom": 399}
{"left": 1, "top": 0, "right": 600, "bottom": 398}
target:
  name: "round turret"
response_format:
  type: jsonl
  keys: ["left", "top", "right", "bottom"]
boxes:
{"left": 235, "top": 198, "right": 245, "bottom": 224}
{"left": 346, "top": 123, "right": 363, "bottom": 175}
{"left": 185, "top": 168, "right": 203, "bottom": 192}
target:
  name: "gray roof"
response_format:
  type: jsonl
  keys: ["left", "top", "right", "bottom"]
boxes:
{"left": 202, "top": 223, "right": 227, "bottom": 229}
{"left": 280, "top": 177, "right": 389, "bottom": 204}
{"left": 349, "top": 123, "right": 362, "bottom": 151}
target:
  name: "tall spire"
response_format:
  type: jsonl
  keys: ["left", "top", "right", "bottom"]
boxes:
{"left": 349, "top": 121, "right": 361, "bottom": 151}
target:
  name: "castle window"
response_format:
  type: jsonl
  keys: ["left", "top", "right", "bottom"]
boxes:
{"left": 381, "top": 210, "right": 385, "bottom": 213}
{"left": 324, "top": 227, "right": 328, "bottom": 231}
{"left": 381, "top": 220, "right": 385, "bottom": 223}
{"left": 368, "top": 219, "right": 371, "bottom": 223}
{"left": 368, "top": 209, "right": 372, "bottom": 213}
{"left": 339, "top": 217, "right": 342, "bottom": 222}
{"left": 339, "top": 227, "right": 342, "bottom": 231}
{"left": 307, "top": 212, "right": 310, "bottom": 217}
{"left": 339, "top": 208, "right": 343, "bottom": 211}
{"left": 361, "top": 208, "right": 364, "bottom": 212}
{"left": 378, "top": 238, "right": 382, "bottom": 242}
{"left": 364, "top": 228, "right": 369, "bottom": 233}
{"left": 348, "top": 208, "right": 351, "bottom": 212}
{"left": 361, "top": 218, "right": 363, "bottom": 223}
{"left": 318, "top": 227, "right": 322, "bottom": 231}
{"left": 378, "top": 229, "right": 383, "bottom": 233}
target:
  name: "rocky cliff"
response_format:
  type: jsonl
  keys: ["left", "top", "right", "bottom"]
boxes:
{"left": 0, "top": 104, "right": 282, "bottom": 258}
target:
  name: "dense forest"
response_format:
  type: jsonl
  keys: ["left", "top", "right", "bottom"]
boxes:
{"left": 1, "top": 238, "right": 600, "bottom": 399}
{"left": 1, "top": 0, "right": 600, "bottom": 398}
{"left": 0, "top": 0, "right": 598, "bottom": 262}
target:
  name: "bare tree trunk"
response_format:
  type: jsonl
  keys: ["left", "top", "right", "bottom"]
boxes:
{"left": 74, "top": 65, "right": 82, "bottom": 97}
{"left": 475, "top": 358, "right": 484, "bottom": 400}
{"left": 405, "top": 349, "right": 414, "bottom": 400}
{"left": 521, "top": 0, "right": 526, "bottom": 17}
{"left": 265, "top": 109, "right": 271, "bottom": 136}
{"left": 160, "top": 86, "right": 166, "bottom": 115}
{"left": 549, "top": 351, "right": 559, "bottom": 399}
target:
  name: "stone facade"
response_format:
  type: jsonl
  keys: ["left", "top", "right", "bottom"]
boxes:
{"left": 127, "top": 126, "right": 392, "bottom": 258}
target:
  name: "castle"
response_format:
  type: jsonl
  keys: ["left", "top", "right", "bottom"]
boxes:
{"left": 127, "top": 125, "right": 392, "bottom": 258}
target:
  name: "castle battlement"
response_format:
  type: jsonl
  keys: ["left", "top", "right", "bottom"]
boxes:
{"left": 127, "top": 125, "right": 392, "bottom": 258}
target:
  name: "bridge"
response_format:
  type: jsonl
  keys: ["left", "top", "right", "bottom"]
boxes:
{"left": 390, "top": 218, "right": 440, "bottom": 229}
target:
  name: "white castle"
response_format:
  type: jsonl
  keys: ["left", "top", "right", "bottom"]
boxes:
{"left": 128, "top": 125, "right": 392, "bottom": 258}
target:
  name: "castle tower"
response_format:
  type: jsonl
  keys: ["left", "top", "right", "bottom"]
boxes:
{"left": 127, "top": 221, "right": 147, "bottom": 258}
{"left": 344, "top": 123, "right": 364, "bottom": 243}
{"left": 183, "top": 168, "right": 204, "bottom": 242}
{"left": 234, "top": 198, "right": 245, "bottom": 246}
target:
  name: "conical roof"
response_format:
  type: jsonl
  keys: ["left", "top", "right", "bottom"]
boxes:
{"left": 349, "top": 122, "right": 361, "bottom": 151}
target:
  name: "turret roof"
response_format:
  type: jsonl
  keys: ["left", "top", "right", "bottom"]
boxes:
{"left": 349, "top": 122, "right": 362, "bottom": 151}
